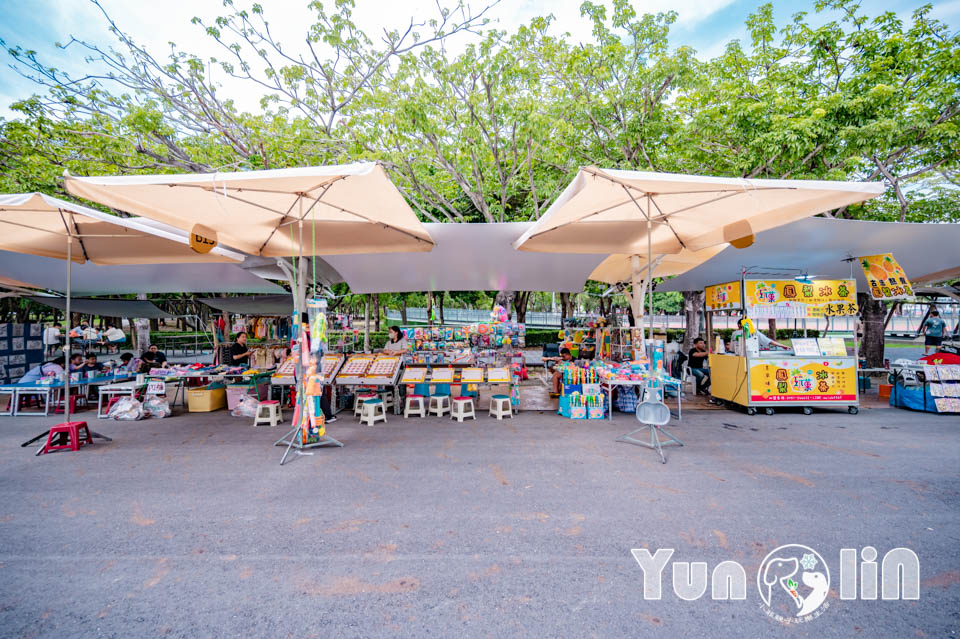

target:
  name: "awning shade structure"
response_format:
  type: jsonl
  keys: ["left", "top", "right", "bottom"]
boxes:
{"left": 198, "top": 295, "right": 294, "bottom": 316}
{"left": 0, "top": 193, "right": 244, "bottom": 264}
{"left": 28, "top": 296, "right": 173, "bottom": 319}
{"left": 0, "top": 250, "right": 286, "bottom": 295}
{"left": 657, "top": 218, "right": 960, "bottom": 292}
{"left": 588, "top": 246, "right": 728, "bottom": 284}
{"left": 514, "top": 167, "right": 886, "bottom": 255}
{"left": 324, "top": 223, "right": 606, "bottom": 293}
{"left": 65, "top": 163, "right": 435, "bottom": 257}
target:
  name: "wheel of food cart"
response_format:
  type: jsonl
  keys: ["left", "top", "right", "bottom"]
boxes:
{"left": 802, "top": 406, "right": 813, "bottom": 415}
{"left": 763, "top": 407, "right": 775, "bottom": 416}
{"left": 848, "top": 406, "right": 859, "bottom": 415}
{"left": 746, "top": 407, "right": 757, "bottom": 416}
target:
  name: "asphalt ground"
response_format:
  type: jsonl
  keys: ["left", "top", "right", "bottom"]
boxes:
{"left": 0, "top": 402, "right": 957, "bottom": 638}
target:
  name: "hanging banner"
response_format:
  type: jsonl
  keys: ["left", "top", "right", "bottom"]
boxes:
{"left": 750, "top": 358, "right": 856, "bottom": 403}
{"left": 745, "top": 279, "right": 857, "bottom": 319}
{"left": 704, "top": 281, "right": 742, "bottom": 311}
{"left": 858, "top": 253, "right": 913, "bottom": 299}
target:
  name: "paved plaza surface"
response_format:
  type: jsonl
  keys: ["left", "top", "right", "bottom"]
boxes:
{"left": 0, "top": 403, "right": 957, "bottom": 638}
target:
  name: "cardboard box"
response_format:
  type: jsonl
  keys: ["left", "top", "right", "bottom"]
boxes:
{"left": 188, "top": 385, "right": 227, "bottom": 412}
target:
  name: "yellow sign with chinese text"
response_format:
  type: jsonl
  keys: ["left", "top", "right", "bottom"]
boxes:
{"left": 745, "top": 279, "right": 858, "bottom": 319}
{"left": 705, "top": 281, "right": 741, "bottom": 311}
{"left": 858, "top": 253, "right": 913, "bottom": 299}
{"left": 749, "top": 358, "right": 856, "bottom": 403}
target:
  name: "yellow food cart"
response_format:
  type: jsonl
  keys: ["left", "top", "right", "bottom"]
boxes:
{"left": 705, "top": 272, "right": 860, "bottom": 416}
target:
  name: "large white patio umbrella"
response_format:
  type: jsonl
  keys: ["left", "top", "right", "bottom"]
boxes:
{"left": 0, "top": 192, "right": 244, "bottom": 425}
{"left": 65, "top": 162, "right": 435, "bottom": 459}
{"left": 515, "top": 167, "right": 885, "bottom": 342}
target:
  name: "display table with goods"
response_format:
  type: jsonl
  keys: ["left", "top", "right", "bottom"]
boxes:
{"left": 333, "top": 354, "right": 404, "bottom": 414}
{"left": 889, "top": 363, "right": 960, "bottom": 414}
{"left": 399, "top": 317, "right": 525, "bottom": 411}
{"left": 1, "top": 371, "right": 136, "bottom": 417}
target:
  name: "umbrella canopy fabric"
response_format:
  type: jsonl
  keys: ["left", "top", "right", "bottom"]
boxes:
{"left": 27, "top": 296, "right": 173, "bottom": 319}
{"left": 0, "top": 250, "right": 286, "bottom": 295}
{"left": 65, "top": 163, "right": 435, "bottom": 257}
{"left": 197, "top": 295, "right": 294, "bottom": 316}
{"left": 588, "top": 245, "right": 729, "bottom": 284}
{"left": 657, "top": 217, "right": 960, "bottom": 292}
{"left": 324, "top": 223, "right": 605, "bottom": 293}
{"left": 0, "top": 193, "right": 245, "bottom": 264}
{"left": 514, "top": 167, "right": 885, "bottom": 255}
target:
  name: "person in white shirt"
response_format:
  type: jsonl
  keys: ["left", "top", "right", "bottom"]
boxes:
{"left": 43, "top": 323, "right": 62, "bottom": 357}
{"left": 102, "top": 324, "right": 126, "bottom": 353}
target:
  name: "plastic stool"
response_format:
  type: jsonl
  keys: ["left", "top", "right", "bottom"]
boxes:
{"left": 354, "top": 393, "right": 377, "bottom": 417}
{"left": 489, "top": 394, "right": 513, "bottom": 420}
{"left": 451, "top": 396, "right": 476, "bottom": 422}
{"left": 40, "top": 421, "right": 92, "bottom": 455}
{"left": 54, "top": 394, "right": 85, "bottom": 415}
{"left": 253, "top": 400, "right": 282, "bottom": 427}
{"left": 428, "top": 394, "right": 451, "bottom": 417}
{"left": 360, "top": 398, "right": 387, "bottom": 426}
{"left": 404, "top": 395, "right": 426, "bottom": 418}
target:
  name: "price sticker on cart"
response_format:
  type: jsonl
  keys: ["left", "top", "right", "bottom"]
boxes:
{"left": 146, "top": 379, "right": 166, "bottom": 395}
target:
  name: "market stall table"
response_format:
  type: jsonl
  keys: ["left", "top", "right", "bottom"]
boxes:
{"left": 2, "top": 372, "right": 136, "bottom": 417}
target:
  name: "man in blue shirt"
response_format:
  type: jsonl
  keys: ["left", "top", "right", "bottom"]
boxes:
{"left": 921, "top": 309, "right": 947, "bottom": 355}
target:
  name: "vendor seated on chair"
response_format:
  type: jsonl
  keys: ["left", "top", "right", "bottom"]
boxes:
{"left": 688, "top": 338, "right": 711, "bottom": 396}
{"left": 228, "top": 331, "right": 252, "bottom": 367}
{"left": 545, "top": 347, "right": 575, "bottom": 397}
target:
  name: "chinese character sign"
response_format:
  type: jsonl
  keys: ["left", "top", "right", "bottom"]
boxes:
{"left": 705, "top": 281, "right": 741, "bottom": 311}
{"left": 858, "top": 254, "right": 913, "bottom": 299}
{"left": 745, "top": 279, "right": 857, "bottom": 319}
{"left": 749, "top": 359, "right": 856, "bottom": 403}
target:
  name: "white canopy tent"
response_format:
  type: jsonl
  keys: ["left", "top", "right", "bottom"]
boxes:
{"left": 324, "top": 223, "right": 605, "bottom": 293}
{"left": 657, "top": 218, "right": 960, "bottom": 292}
{"left": 515, "top": 167, "right": 885, "bottom": 343}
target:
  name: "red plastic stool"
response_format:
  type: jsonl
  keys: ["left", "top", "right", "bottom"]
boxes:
{"left": 40, "top": 421, "right": 92, "bottom": 455}
{"left": 287, "top": 388, "right": 297, "bottom": 407}
{"left": 54, "top": 394, "right": 85, "bottom": 415}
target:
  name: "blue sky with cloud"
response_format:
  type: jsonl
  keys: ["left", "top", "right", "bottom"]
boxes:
{"left": 1, "top": 0, "right": 957, "bottom": 118}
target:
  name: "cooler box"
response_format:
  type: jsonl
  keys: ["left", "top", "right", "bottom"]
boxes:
{"left": 188, "top": 385, "right": 227, "bottom": 412}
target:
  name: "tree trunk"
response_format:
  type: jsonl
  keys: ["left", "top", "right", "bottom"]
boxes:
{"left": 858, "top": 293, "right": 886, "bottom": 367}
{"left": 363, "top": 295, "right": 370, "bottom": 352}
{"left": 426, "top": 291, "right": 434, "bottom": 325}
{"left": 513, "top": 291, "right": 530, "bottom": 323}
{"left": 134, "top": 293, "right": 151, "bottom": 353}
{"left": 438, "top": 291, "right": 445, "bottom": 324}
{"left": 767, "top": 318, "right": 777, "bottom": 340}
{"left": 681, "top": 290, "right": 704, "bottom": 351}
{"left": 400, "top": 296, "right": 408, "bottom": 324}
{"left": 372, "top": 293, "right": 380, "bottom": 332}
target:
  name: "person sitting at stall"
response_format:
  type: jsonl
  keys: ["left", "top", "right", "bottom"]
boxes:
{"left": 19, "top": 357, "right": 66, "bottom": 384}
{"left": 67, "top": 352, "right": 84, "bottom": 372}
{"left": 920, "top": 309, "right": 946, "bottom": 355}
{"left": 546, "top": 347, "right": 575, "bottom": 397}
{"left": 228, "top": 332, "right": 252, "bottom": 367}
{"left": 43, "top": 322, "right": 62, "bottom": 358}
{"left": 146, "top": 344, "right": 169, "bottom": 368}
{"left": 137, "top": 351, "right": 158, "bottom": 374}
{"left": 688, "top": 338, "right": 711, "bottom": 395}
{"left": 118, "top": 352, "right": 134, "bottom": 370}
{"left": 734, "top": 319, "right": 790, "bottom": 350}
{"left": 79, "top": 352, "right": 105, "bottom": 376}
{"left": 382, "top": 326, "right": 408, "bottom": 353}
{"left": 101, "top": 324, "right": 126, "bottom": 353}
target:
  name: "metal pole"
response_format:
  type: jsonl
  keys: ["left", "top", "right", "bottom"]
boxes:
{"left": 65, "top": 234, "right": 72, "bottom": 422}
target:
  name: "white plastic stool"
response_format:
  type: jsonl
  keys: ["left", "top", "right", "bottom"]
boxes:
{"left": 404, "top": 395, "right": 426, "bottom": 418}
{"left": 253, "top": 400, "right": 282, "bottom": 427}
{"left": 451, "top": 396, "right": 476, "bottom": 422}
{"left": 489, "top": 394, "right": 513, "bottom": 420}
{"left": 428, "top": 395, "right": 451, "bottom": 417}
{"left": 354, "top": 393, "right": 377, "bottom": 417}
{"left": 359, "top": 398, "right": 387, "bottom": 426}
